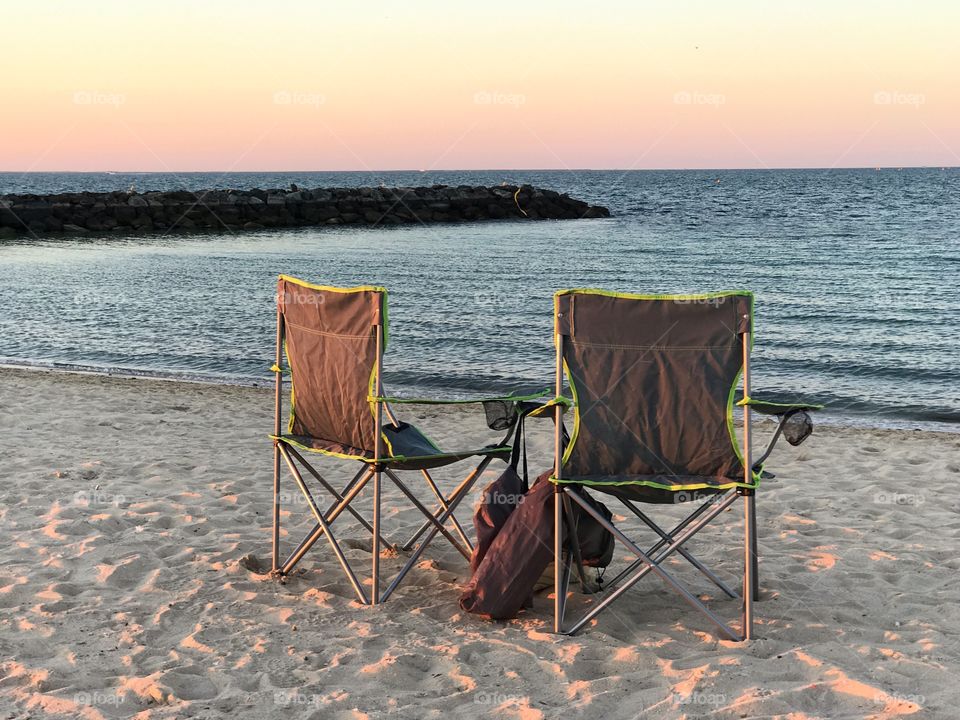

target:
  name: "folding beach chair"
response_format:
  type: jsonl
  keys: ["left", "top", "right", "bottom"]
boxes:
{"left": 546, "top": 290, "right": 820, "bottom": 641}
{"left": 269, "top": 275, "right": 543, "bottom": 605}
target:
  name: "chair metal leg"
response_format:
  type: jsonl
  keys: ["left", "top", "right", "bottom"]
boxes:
{"left": 554, "top": 486, "right": 564, "bottom": 633}
{"left": 743, "top": 490, "right": 756, "bottom": 639}
{"left": 564, "top": 491, "right": 741, "bottom": 640}
{"left": 749, "top": 492, "right": 759, "bottom": 602}
{"left": 399, "top": 472, "right": 474, "bottom": 552}
{"left": 741, "top": 329, "right": 756, "bottom": 635}
{"left": 281, "top": 467, "right": 374, "bottom": 574}
{"left": 278, "top": 444, "right": 369, "bottom": 604}
{"left": 380, "top": 457, "right": 492, "bottom": 602}
{"left": 399, "top": 520, "right": 429, "bottom": 552}
{"left": 272, "top": 440, "right": 281, "bottom": 572}
{"left": 620, "top": 498, "right": 739, "bottom": 599}
{"left": 384, "top": 470, "right": 471, "bottom": 560}
{"left": 271, "top": 308, "right": 283, "bottom": 573}
{"left": 372, "top": 467, "right": 381, "bottom": 605}
{"left": 279, "top": 463, "right": 372, "bottom": 569}
{"left": 285, "top": 449, "right": 393, "bottom": 548}
{"left": 604, "top": 492, "right": 729, "bottom": 591}
{"left": 282, "top": 464, "right": 391, "bottom": 551}
{"left": 561, "top": 492, "right": 593, "bottom": 592}
{"left": 420, "top": 469, "right": 473, "bottom": 551}
{"left": 396, "top": 407, "right": 516, "bottom": 553}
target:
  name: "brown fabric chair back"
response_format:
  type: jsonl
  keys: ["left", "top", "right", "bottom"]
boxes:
{"left": 277, "top": 276, "right": 385, "bottom": 455}
{"left": 556, "top": 291, "right": 752, "bottom": 483}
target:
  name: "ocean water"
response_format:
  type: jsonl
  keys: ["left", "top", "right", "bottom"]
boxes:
{"left": 1, "top": 169, "right": 958, "bottom": 430}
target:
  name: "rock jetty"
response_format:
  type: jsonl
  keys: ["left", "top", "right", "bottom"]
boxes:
{"left": 0, "top": 184, "right": 609, "bottom": 236}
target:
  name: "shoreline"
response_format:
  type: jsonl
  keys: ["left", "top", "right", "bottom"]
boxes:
{"left": 2, "top": 363, "right": 957, "bottom": 436}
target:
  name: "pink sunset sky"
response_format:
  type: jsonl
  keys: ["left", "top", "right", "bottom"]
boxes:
{"left": 2, "top": 1, "right": 957, "bottom": 171}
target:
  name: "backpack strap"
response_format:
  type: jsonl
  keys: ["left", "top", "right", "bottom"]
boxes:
{"left": 509, "top": 401, "right": 541, "bottom": 492}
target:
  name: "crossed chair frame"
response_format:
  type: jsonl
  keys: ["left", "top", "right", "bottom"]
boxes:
{"left": 549, "top": 329, "right": 806, "bottom": 642}
{"left": 269, "top": 308, "right": 515, "bottom": 605}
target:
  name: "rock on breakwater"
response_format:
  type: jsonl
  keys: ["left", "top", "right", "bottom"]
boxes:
{"left": 0, "top": 184, "right": 609, "bottom": 236}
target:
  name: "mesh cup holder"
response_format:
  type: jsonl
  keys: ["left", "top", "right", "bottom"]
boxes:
{"left": 784, "top": 410, "right": 813, "bottom": 446}
{"left": 482, "top": 400, "right": 517, "bottom": 431}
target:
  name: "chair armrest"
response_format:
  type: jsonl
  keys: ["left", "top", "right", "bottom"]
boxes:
{"left": 737, "top": 396, "right": 823, "bottom": 416}
{"left": 747, "top": 398, "right": 821, "bottom": 470}
{"left": 369, "top": 389, "right": 551, "bottom": 405}
{"left": 527, "top": 395, "right": 573, "bottom": 418}
{"left": 370, "top": 389, "right": 551, "bottom": 432}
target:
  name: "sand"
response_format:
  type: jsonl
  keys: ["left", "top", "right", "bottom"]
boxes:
{"left": 1, "top": 367, "right": 957, "bottom": 719}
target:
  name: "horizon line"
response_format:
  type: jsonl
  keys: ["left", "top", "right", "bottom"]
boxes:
{"left": 1, "top": 165, "right": 958, "bottom": 174}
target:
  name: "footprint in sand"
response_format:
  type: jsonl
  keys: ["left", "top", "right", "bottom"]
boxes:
{"left": 159, "top": 668, "right": 218, "bottom": 701}
{"left": 238, "top": 553, "right": 268, "bottom": 573}
{"left": 342, "top": 538, "right": 372, "bottom": 552}
{"left": 94, "top": 554, "right": 152, "bottom": 587}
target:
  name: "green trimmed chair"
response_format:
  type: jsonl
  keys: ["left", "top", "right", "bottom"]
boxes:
{"left": 269, "top": 275, "right": 545, "bottom": 605}
{"left": 544, "top": 290, "right": 820, "bottom": 640}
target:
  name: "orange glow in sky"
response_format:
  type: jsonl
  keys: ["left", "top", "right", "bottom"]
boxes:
{"left": 1, "top": 1, "right": 958, "bottom": 170}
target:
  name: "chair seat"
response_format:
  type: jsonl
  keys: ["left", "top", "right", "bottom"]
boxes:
{"left": 277, "top": 421, "right": 510, "bottom": 471}
{"left": 553, "top": 471, "right": 762, "bottom": 504}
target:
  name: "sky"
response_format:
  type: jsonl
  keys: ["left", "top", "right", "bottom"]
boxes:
{"left": 1, "top": 1, "right": 957, "bottom": 171}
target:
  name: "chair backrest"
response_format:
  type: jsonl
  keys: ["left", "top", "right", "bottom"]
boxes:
{"left": 277, "top": 275, "right": 386, "bottom": 454}
{"left": 555, "top": 290, "right": 753, "bottom": 482}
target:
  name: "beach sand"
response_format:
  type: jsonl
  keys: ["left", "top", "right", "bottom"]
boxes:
{"left": 1, "top": 367, "right": 957, "bottom": 719}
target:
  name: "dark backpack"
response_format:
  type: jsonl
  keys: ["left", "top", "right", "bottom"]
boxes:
{"left": 459, "top": 478, "right": 555, "bottom": 619}
{"left": 468, "top": 403, "right": 535, "bottom": 573}
{"left": 568, "top": 487, "right": 615, "bottom": 569}
{"left": 460, "top": 407, "right": 616, "bottom": 619}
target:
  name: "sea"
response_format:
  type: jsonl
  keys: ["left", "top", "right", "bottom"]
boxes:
{"left": 1, "top": 169, "right": 957, "bottom": 431}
